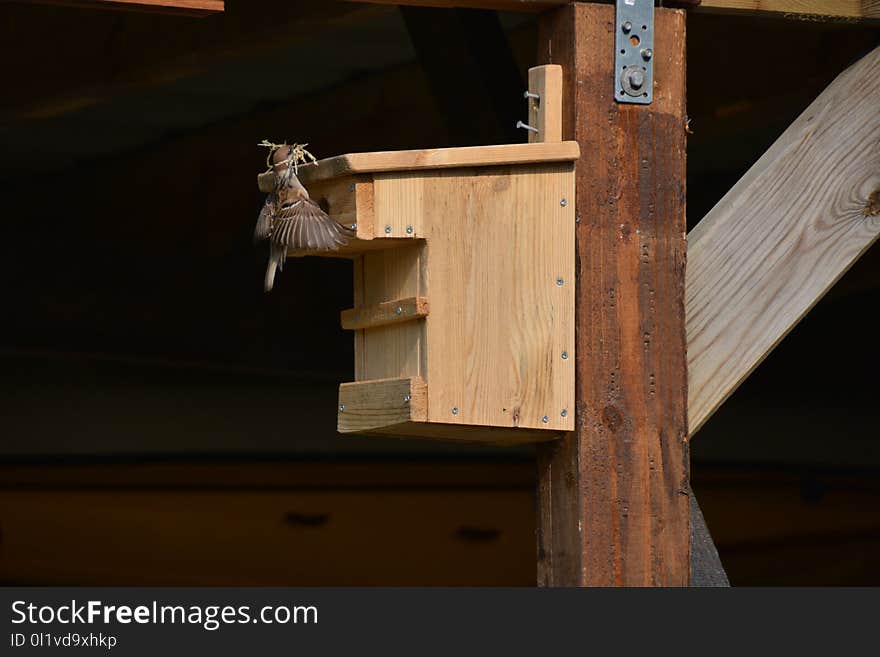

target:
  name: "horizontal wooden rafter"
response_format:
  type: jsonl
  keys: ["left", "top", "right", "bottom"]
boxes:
{"left": 341, "top": 297, "right": 429, "bottom": 330}
{"left": 345, "top": 0, "right": 880, "bottom": 22}
{"left": 21, "top": 0, "right": 223, "bottom": 15}
{"left": 686, "top": 44, "right": 880, "bottom": 435}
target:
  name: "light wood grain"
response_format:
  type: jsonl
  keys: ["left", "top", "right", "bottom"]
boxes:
{"left": 408, "top": 164, "right": 576, "bottom": 432}
{"left": 528, "top": 65, "right": 563, "bottom": 144}
{"left": 340, "top": 296, "right": 429, "bottom": 331}
{"left": 346, "top": 0, "right": 879, "bottom": 20}
{"left": 687, "top": 45, "right": 880, "bottom": 435}
{"left": 338, "top": 377, "right": 427, "bottom": 433}
{"left": 298, "top": 141, "right": 580, "bottom": 184}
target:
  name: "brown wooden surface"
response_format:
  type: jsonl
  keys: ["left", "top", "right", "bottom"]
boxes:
{"left": 22, "top": 0, "right": 223, "bottom": 15}
{"left": 687, "top": 45, "right": 880, "bottom": 435}
{"left": 346, "top": 0, "right": 880, "bottom": 21}
{"left": 535, "top": 4, "right": 689, "bottom": 586}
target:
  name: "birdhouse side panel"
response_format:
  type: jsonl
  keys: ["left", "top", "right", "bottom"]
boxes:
{"left": 417, "top": 164, "right": 575, "bottom": 432}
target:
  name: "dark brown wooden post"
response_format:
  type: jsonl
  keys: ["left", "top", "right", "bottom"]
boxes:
{"left": 536, "top": 3, "right": 690, "bottom": 586}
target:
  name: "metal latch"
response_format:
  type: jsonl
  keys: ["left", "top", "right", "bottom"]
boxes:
{"left": 615, "top": 0, "right": 654, "bottom": 105}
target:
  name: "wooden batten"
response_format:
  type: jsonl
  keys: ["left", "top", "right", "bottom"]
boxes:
{"left": 338, "top": 377, "right": 428, "bottom": 433}
{"left": 340, "top": 297, "right": 429, "bottom": 331}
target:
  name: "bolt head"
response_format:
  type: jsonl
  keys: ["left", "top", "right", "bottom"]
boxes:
{"left": 627, "top": 69, "right": 646, "bottom": 90}
{"left": 622, "top": 21, "right": 632, "bottom": 34}
{"left": 641, "top": 48, "right": 653, "bottom": 61}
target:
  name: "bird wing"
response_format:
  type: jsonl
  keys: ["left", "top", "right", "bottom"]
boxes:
{"left": 254, "top": 194, "right": 276, "bottom": 243}
{"left": 270, "top": 198, "right": 353, "bottom": 252}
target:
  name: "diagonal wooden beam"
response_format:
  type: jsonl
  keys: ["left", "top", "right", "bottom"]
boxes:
{"left": 346, "top": 0, "right": 880, "bottom": 22}
{"left": 687, "top": 45, "right": 880, "bottom": 435}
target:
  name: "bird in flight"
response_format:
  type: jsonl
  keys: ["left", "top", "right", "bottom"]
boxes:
{"left": 255, "top": 142, "right": 353, "bottom": 292}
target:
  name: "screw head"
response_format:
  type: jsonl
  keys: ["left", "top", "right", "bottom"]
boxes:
{"left": 556, "top": 277, "right": 564, "bottom": 286}
{"left": 641, "top": 48, "right": 653, "bottom": 61}
{"left": 406, "top": 225, "right": 413, "bottom": 235}
{"left": 395, "top": 306, "right": 403, "bottom": 315}
{"left": 622, "top": 21, "right": 632, "bottom": 34}
{"left": 339, "top": 404, "right": 345, "bottom": 412}
{"left": 349, "top": 182, "right": 355, "bottom": 192}
{"left": 542, "top": 416, "right": 549, "bottom": 424}
{"left": 384, "top": 225, "right": 392, "bottom": 234}
{"left": 452, "top": 407, "right": 459, "bottom": 415}
{"left": 560, "top": 198, "right": 568, "bottom": 207}
{"left": 561, "top": 351, "right": 569, "bottom": 360}
{"left": 403, "top": 394, "right": 411, "bottom": 403}
{"left": 561, "top": 409, "right": 568, "bottom": 418}
{"left": 350, "top": 223, "right": 357, "bottom": 231}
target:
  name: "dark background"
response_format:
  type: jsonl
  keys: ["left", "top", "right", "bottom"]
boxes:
{"left": 0, "top": 0, "right": 878, "bottom": 585}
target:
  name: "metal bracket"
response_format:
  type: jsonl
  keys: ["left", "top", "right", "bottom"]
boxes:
{"left": 615, "top": 0, "right": 654, "bottom": 105}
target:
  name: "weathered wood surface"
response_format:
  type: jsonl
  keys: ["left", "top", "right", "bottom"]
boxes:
{"left": 687, "top": 45, "right": 880, "bottom": 435}
{"left": 536, "top": 4, "right": 690, "bottom": 586}
{"left": 22, "top": 0, "right": 223, "bottom": 15}
{"left": 346, "top": 0, "right": 880, "bottom": 21}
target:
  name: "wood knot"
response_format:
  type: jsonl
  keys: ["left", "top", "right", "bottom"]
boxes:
{"left": 863, "top": 189, "right": 880, "bottom": 217}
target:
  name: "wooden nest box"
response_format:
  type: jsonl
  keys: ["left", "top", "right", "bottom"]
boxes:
{"left": 259, "top": 66, "right": 578, "bottom": 444}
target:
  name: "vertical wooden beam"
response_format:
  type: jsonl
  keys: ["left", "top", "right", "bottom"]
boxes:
{"left": 535, "top": 3, "right": 689, "bottom": 586}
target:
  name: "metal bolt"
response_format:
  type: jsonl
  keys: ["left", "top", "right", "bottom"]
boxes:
{"left": 560, "top": 198, "right": 567, "bottom": 207}
{"left": 395, "top": 306, "right": 403, "bottom": 315}
{"left": 622, "top": 21, "right": 632, "bottom": 34}
{"left": 452, "top": 407, "right": 459, "bottom": 415}
{"left": 406, "top": 225, "right": 413, "bottom": 235}
{"left": 339, "top": 404, "right": 345, "bottom": 412}
{"left": 561, "top": 409, "right": 568, "bottom": 418}
{"left": 385, "top": 225, "right": 392, "bottom": 234}
{"left": 561, "top": 351, "right": 569, "bottom": 360}
{"left": 542, "top": 416, "right": 549, "bottom": 424}
{"left": 641, "top": 48, "right": 653, "bottom": 61}
{"left": 403, "top": 394, "right": 411, "bottom": 403}
{"left": 627, "top": 69, "right": 646, "bottom": 90}
{"left": 556, "top": 277, "right": 564, "bottom": 286}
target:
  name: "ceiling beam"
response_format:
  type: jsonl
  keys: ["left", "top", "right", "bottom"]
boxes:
{"left": 20, "top": 0, "right": 223, "bottom": 15}
{"left": 686, "top": 45, "right": 880, "bottom": 435}
{"left": 346, "top": 0, "right": 880, "bottom": 22}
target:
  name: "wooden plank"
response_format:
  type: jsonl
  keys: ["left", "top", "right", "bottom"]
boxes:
{"left": 528, "top": 65, "right": 563, "bottom": 144}
{"left": 347, "top": 0, "right": 879, "bottom": 21}
{"left": 535, "top": 4, "right": 689, "bottom": 586}
{"left": 298, "top": 142, "right": 580, "bottom": 184}
{"left": 341, "top": 297, "right": 429, "bottom": 330}
{"left": 418, "top": 164, "right": 576, "bottom": 433}
{"left": 338, "top": 377, "right": 428, "bottom": 433}
{"left": 686, "top": 45, "right": 880, "bottom": 435}
{"left": 22, "top": 0, "right": 223, "bottom": 16}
